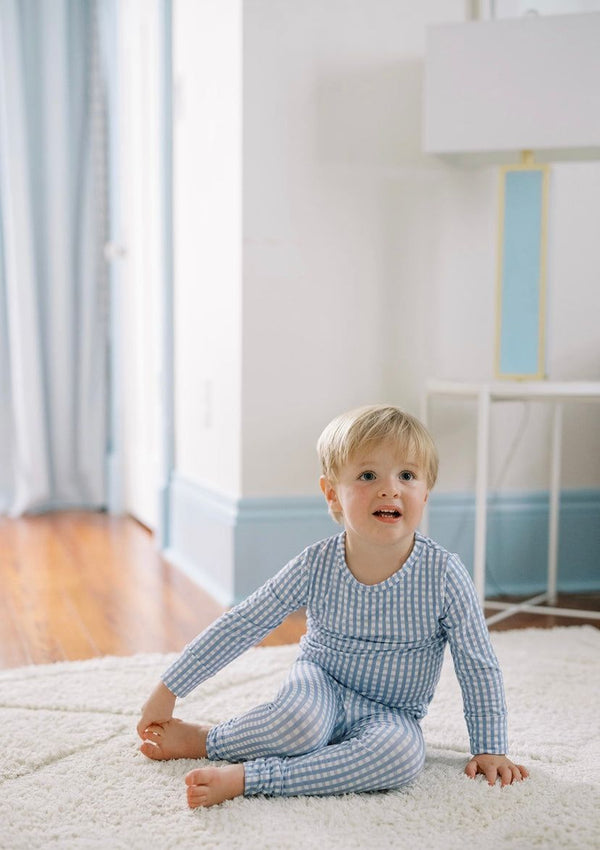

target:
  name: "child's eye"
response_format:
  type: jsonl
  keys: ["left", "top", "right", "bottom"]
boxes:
{"left": 358, "top": 471, "right": 376, "bottom": 481}
{"left": 400, "top": 471, "right": 415, "bottom": 481}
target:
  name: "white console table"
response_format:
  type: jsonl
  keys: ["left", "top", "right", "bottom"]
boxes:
{"left": 422, "top": 379, "right": 600, "bottom": 624}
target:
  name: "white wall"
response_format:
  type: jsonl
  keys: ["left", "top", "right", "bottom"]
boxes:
{"left": 173, "top": 0, "right": 242, "bottom": 497}
{"left": 172, "top": 0, "right": 600, "bottom": 509}
{"left": 240, "top": 0, "right": 466, "bottom": 497}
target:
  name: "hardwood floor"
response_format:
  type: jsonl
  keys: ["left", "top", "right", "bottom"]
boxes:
{"left": 0, "top": 511, "right": 598, "bottom": 670}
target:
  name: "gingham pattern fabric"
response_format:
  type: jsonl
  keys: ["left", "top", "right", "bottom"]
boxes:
{"left": 163, "top": 532, "right": 508, "bottom": 758}
{"left": 207, "top": 659, "right": 426, "bottom": 796}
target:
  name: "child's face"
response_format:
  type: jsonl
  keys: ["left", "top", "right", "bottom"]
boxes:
{"left": 320, "top": 438, "right": 429, "bottom": 559}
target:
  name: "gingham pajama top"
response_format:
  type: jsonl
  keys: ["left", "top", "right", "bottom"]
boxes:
{"left": 163, "top": 532, "right": 508, "bottom": 755}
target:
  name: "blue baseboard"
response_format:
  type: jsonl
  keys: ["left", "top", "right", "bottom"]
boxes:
{"left": 166, "top": 476, "right": 338, "bottom": 604}
{"left": 164, "top": 477, "right": 600, "bottom": 603}
{"left": 428, "top": 489, "right": 600, "bottom": 596}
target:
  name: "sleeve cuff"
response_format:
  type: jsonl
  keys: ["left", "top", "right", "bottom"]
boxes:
{"left": 467, "top": 715, "right": 508, "bottom": 756}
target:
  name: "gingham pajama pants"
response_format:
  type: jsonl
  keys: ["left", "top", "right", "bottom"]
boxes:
{"left": 205, "top": 659, "right": 425, "bottom": 797}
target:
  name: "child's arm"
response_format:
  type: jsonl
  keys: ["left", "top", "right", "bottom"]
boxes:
{"left": 441, "top": 556, "right": 529, "bottom": 784}
{"left": 137, "top": 545, "right": 312, "bottom": 732}
{"left": 137, "top": 680, "right": 176, "bottom": 739}
{"left": 441, "top": 557, "right": 508, "bottom": 757}
{"left": 465, "top": 753, "right": 529, "bottom": 786}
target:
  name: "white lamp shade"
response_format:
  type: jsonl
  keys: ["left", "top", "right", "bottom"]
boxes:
{"left": 423, "top": 13, "right": 600, "bottom": 164}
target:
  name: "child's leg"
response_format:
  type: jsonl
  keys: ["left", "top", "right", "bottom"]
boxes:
{"left": 186, "top": 711, "right": 425, "bottom": 806}
{"left": 242, "top": 711, "right": 424, "bottom": 797}
{"left": 207, "top": 660, "right": 344, "bottom": 762}
{"left": 140, "top": 660, "right": 342, "bottom": 764}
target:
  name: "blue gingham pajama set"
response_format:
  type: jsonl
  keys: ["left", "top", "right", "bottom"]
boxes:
{"left": 162, "top": 532, "right": 508, "bottom": 797}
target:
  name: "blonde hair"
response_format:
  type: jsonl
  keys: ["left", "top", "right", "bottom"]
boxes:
{"left": 317, "top": 404, "right": 438, "bottom": 524}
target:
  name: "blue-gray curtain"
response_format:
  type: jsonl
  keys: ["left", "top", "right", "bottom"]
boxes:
{"left": 0, "top": 0, "right": 108, "bottom": 515}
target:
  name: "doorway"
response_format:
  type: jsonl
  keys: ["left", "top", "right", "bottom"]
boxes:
{"left": 103, "top": 0, "right": 172, "bottom": 535}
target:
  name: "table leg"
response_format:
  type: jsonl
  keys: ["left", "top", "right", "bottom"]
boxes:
{"left": 548, "top": 402, "right": 563, "bottom": 605}
{"left": 420, "top": 390, "right": 430, "bottom": 537}
{"left": 474, "top": 388, "right": 490, "bottom": 605}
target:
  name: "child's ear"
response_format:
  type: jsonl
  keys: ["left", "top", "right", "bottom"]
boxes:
{"left": 320, "top": 476, "right": 340, "bottom": 511}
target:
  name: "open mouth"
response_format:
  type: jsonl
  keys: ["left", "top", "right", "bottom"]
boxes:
{"left": 373, "top": 509, "right": 401, "bottom": 519}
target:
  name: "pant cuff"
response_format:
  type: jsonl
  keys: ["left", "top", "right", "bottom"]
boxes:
{"left": 242, "top": 758, "right": 284, "bottom": 797}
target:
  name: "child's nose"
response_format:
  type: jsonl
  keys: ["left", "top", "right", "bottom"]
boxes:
{"left": 378, "top": 481, "right": 399, "bottom": 498}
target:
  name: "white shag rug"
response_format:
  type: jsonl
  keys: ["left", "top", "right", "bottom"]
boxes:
{"left": 1, "top": 627, "right": 599, "bottom": 850}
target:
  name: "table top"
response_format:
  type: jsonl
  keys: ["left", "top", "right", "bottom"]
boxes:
{"left": 425, "top": 379, "right": 600, "bottom": 402}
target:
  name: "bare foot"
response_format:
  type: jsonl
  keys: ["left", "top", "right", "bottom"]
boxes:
{"left": 185, "top": 765, "right": 245, "bottom": 808}
{"left": 139, "top": 718, "right": 210, "bottom": 761}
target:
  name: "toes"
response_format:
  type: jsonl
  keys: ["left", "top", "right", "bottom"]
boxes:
{"left": 187, "top": 779, "right": 211, "bottom": 809}
{"left": 139, "top": 740, "right": 164, "bottom": 760}
{"left": 187, "top": 785, "right": 208, "bottom": 800}
{"left": 185, "top": 768, "right": 208, "bottom": 786}
{"left": 187, "top": 795, "right": 206, "bottom": 809}
{"left": 185, "top": 768, "right": 212, "bottom": 808}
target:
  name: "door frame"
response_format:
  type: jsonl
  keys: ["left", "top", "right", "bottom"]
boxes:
{"left": 102, "top": 0, "right": 174, "bottom": 548}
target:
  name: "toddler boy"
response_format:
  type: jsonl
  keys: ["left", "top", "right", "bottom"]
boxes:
{"left": 138, "top": 404, "right": 528, "bottom": 807}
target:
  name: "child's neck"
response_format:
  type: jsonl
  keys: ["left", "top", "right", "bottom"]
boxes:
{"left": 343, "top": 533, "right": 415, "bottom": 585}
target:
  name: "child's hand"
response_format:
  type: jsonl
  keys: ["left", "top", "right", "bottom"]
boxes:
{"left": 137, "top": 680, "right": 177, "bottom": 739}
{"left": 465, "top": 753, "right": 529, "bottom": 787}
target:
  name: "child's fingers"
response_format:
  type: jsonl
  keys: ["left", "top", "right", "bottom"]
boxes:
{"left": 510, "top": 764, "right": 528, "bottom": 782}
{"left": 484, "top": 765, "right": 498, "bottom": 786}
{"left": 137, "top": 719, "right": 167, "bottom": 739}
{"left": 143, "top": 723, "right": 165, "bottom": 738}
{"left": 465, "top": 757, "right": 529, "bottom": 786}
{"left": 464, "top": 758, "right": 477, "bottom": 779}
{"left": 498, "top": 765, "right": 513, "bottom": 786}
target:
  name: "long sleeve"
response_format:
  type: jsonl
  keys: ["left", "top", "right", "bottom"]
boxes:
{"left": 441, "top": 556, "right": 508, "bottom": 755}
{"left": 162, "top": 550, "right": 310, "bottom": 697}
